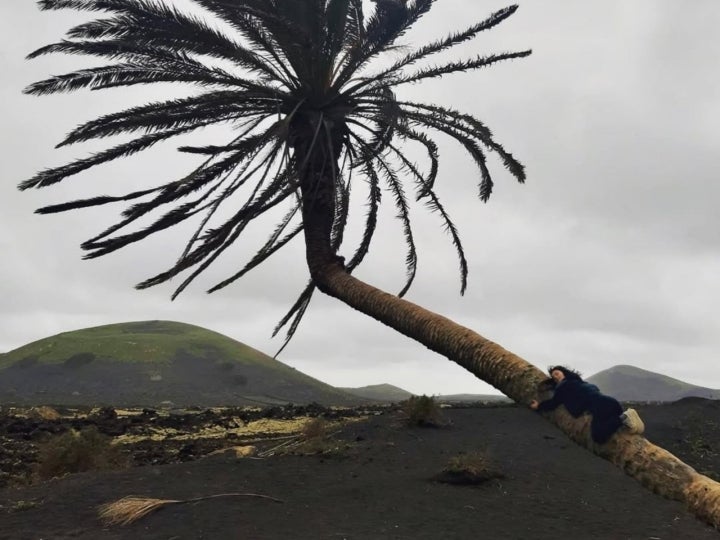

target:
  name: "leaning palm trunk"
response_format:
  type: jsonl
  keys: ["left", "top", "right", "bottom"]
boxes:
{"left": 305, "top": 231, "right": 720, "bottom": 527}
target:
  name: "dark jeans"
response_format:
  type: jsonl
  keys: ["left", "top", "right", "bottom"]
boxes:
{"left": 589, "top": 394, "right": 624, "bottom": 444}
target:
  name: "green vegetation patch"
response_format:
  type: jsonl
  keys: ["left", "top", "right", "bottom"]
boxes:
{"left": 0, "top": 320, "right": 272, "bottom": 368}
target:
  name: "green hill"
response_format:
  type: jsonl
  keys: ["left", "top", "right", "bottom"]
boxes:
{"left": 587, "top": 365, "right": 720, "bottom": 402}
{"left": 0, "top": 320, "right": 360, "bottom": 407}
{"left": 0, "top": 320, "right": 272, "bottom": 367}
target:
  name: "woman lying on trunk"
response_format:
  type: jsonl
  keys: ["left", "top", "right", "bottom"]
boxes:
{"left": 529, "top": 365, "right": 645, "bottom": 444}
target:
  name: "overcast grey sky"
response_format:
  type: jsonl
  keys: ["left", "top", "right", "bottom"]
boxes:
{"left": 1, "top": 1, "right": 718, "bottom": 396}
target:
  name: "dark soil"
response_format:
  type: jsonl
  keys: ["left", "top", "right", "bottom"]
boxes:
{"left": 1, "top": 400, "right": 719, "bottom": 540}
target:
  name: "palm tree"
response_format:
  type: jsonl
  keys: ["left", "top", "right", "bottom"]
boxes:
{"left": 21, "top": 0, "right": 720, "bottom": 527}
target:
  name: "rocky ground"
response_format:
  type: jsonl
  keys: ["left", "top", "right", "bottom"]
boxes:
{"left": 0, "top": 402, "right": 384, "bottom": 489}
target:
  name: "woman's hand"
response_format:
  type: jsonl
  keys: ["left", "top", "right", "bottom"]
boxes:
{"left": 529, "top": 399, "right": 539, "bottom": 410}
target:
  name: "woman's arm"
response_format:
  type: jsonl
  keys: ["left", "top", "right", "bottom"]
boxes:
{"left": 530, "top": 383, "right": 567, "bottom": 412}
{"left": 535, "top": 393, "right": 562, "bottom": 412}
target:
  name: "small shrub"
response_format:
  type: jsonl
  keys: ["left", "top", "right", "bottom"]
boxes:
{"left": 400, "top": 395, "right": 444, "bottom": 427}
{"left": 435, "top": 451, "right": 504, "bottom": 485}
{"left": 35, "top": 427, "right": 128, "bottom": 480}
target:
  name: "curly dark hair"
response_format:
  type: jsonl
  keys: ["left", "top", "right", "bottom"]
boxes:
{"left": 548, "top": 365, "right": 583, "bottom": 380}
{"left": 537, "top": 365, "right": 583, "bottom": 390}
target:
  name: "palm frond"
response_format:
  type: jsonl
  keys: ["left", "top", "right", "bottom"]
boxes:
{"left": 81, "top": 121, "right": 270, "bottom": 252}
{"left": 26, "top": 40, "right": 248, "bottom": 88}
{"left": 332, "top": 0, "right": 432, "bottom": 90}
{"left": 371, "top": 150, "right": 417, "bottom": 297}
{"left": 226, "top": 14, "right": 299, "bottom": 89}
{"left": 354, "top": 87, "right": 403, "bottom": 155}
{"left": 172, "top": 132, "right": 290, "bottom": 269}
{"left": 84, "top": 128, "right": 285, "bottom": 259}
{"left": 361, "top": 50, "right": 531, "bottom": 93}
{"left": 35, "top": 187, "right": 160, "bottom": 214}
{"left": 80, "top": 152, "right": 248, "bottom": 254}
{"left": 325, "top": 0, "right": 351, "bottom": 48}
{"left": 344, "top": 139, "right": 382, "bottom": 272}
{"left": 400, "top": 101, "right": 526, "bottom": 183}
{"left": 25, "top": 64, "right": 209, "bottom": 96}
{"left": 134, "top": 144, "right": 295, "bottom": 295}
{"left": 38, "top": 0, "right": 121, "bottom": 11}
{"left": 208, "top": 203, "right": 303, "bottom": 293}
{"left": 57, "top": 90, "right": 274, "bottom": 146}
{"left": 342, "top": 5, "right": 519, "bottom": 96}
{"left": 54, "top": 0, "right": 284, "bottom": 80}
{"left": 388, "top": 134, "right": 468, "bottom": 293}
{"left": 402, "top": 109, "right": 494, "bottom": 201}
{"left": 272, "top": 281, "right": 315, "bottom": 357}
{"left": 344, "top": 0, "right": 364, "bottom": 45}
{"left": 19, "top": 124, "right": 203, "bottom": 190}
{"left": 164, "top": 178, "right": 299, "bottom": 299}
{"left": 330, "top": 153, "right": 353, "bottom": 251}
{"left": 396, "top": 126, "right": 438, "bottom": 197}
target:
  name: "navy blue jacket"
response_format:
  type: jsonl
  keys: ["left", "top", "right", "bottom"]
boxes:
{"left": 536, "top": 379, "right": 601, "bottom": 417}
{"left": 536, "top": 378, "right": 625, "bottom": 444}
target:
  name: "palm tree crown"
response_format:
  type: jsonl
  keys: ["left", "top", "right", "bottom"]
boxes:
{"left": 22, "top": 0, "right": 530, "bottom": 347}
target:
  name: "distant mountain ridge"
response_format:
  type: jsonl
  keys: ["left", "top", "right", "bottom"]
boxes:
{"left": 343, "top": 365, "right": 720, "bottom": 404}
{"left": 339, "top": 384, "right": 414, "bottom": 402}
{"left": 587, "top": 365, "right": 720, "bottom": 402}
{"left": 340, "top": 384, "right": 509, "bottom": 404}
{"left": 0, "top": 320, "right": 361, "bottom": 407}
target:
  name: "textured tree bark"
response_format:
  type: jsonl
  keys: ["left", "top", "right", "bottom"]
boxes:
{"left": 301, "top": 233, "right": 720, "bottom": 528}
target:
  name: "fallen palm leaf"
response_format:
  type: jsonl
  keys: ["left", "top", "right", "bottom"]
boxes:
{"left": 98, "top": 492, "right": 283, "bottom": 526}
{"left": 257, "top": 428, "right": 346, "bottom": 457}
{"left": 257, "top": 436, "right": 302, "bottom": 457}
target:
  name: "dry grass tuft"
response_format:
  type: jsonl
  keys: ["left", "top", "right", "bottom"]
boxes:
{"left": 435, "top": 450, "right": 504, "bottom": 485}
{"left": 28, "top": 406, "right": 61, "bottom": 421}
{"left": 301, "top": 417, "right": 329, "bottom": 439}
{"left": 98, "top": 492, "right": 283, "bottom": 526}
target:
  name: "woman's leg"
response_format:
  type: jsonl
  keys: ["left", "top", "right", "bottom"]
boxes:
{"left": 590, "top": 395, "right": 624, "bottom": 444}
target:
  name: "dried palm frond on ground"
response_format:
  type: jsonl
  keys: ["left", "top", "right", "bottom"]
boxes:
{"left": 257, "top": 417, "right": 348, "bottom": 457}
{"left": 98, "top": 492, "right": 283, "bottom": 526}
